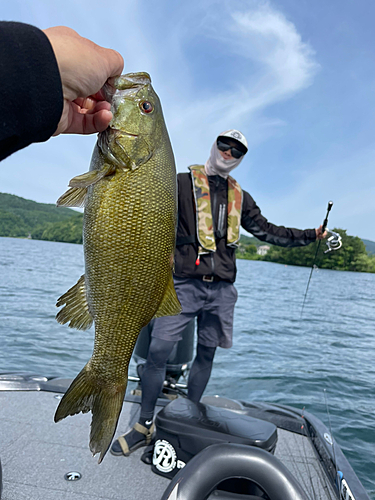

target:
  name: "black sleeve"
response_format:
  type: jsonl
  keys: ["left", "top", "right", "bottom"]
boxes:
{"left": 175, "top": 172, "right": 196, "bottom": 246}
{"left": 0, "top": 22, "right": 63, "bottom": 161}
{"left": 241, "top": 190, "right": 317, "bottom": 247}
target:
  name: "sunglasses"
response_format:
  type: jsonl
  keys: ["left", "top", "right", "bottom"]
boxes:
{"left": 217, "top": 139, "right": 245, "bottom": 159}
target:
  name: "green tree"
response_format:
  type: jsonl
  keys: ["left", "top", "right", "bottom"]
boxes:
{"left": 236, "top": 243, "right": 259, "bottom": 260}
{"left": 0, "top": 210, "right": 29, "bottom": 237}
{"left": 0, "top": 192, "right": 80, "bottom": 236}
{"left": 350, "top": 254, "right": 373, "bottom": 273}
{"left": 263, "top": 228, "right": 374, "bottom": 273}
{"left": 33, "top": 213, "right": 83, "bottom": 244}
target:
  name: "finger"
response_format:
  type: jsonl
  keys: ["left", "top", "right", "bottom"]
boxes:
{"left": 89, "top": 109, "right": 113, "bottom": 134}
{"left": 81, "top": 89, "right": 110, "bottom": 103}
{"left": 73, "top": 97, "right": 111, "bottom": 112}
{"left": 56, "top": 101, "right": 113, "bottom": 135}
{"left": 73, "top": 96, "right": 97, "bottom": 111}
{"left": 66, "top": 108, "right": 113, "bottom": 135}
{"left": 99, "top": 47, "right": 124, "bottom": 79}
{"left": 90, "top": 88, "right": 108, "bottom": 101}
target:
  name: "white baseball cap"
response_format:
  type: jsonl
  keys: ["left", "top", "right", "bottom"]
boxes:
{"left": 217, "top": 129, "right": 248, "bottom": 152}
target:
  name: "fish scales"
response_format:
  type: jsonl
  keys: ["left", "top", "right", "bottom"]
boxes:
{"left": 54, "top": 72, "right": 181, "bottom": 462}
{"left": 85, "top": 161, "right": 175, "bottom": 371}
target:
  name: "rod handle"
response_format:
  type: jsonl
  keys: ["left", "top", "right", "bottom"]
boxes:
{"left": 322, "top": 201, "right": 333, "bottom": 233}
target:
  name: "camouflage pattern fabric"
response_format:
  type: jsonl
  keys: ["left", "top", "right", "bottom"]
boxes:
{"left": 189, "top": 165, "right": 242, "bottom": 255}
{"left": 227, "top": 176, "right": 243, "bottom": 247}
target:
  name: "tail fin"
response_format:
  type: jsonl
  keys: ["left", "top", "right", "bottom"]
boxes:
{"left": 54, "top": 364, "right": 126, "bottom": 463}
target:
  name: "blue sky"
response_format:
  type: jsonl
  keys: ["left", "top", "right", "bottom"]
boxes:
{"left": 1, "top": 0, "right": 375, "bottom": 240}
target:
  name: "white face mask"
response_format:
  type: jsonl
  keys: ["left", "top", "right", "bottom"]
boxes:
{"left": 204, "top": 141, "right": 245, "bottom": 179}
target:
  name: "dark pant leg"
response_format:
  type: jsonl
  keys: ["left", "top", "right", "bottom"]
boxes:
{"left": 187, "top": 343, "right": 216, "bottom": 402}
{"left": 140, "top": 337, "right": 177, "bottom": 421}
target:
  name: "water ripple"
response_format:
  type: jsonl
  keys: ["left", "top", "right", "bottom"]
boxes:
{"left": 0, "top": 238, "right": 374, "bottom": 497}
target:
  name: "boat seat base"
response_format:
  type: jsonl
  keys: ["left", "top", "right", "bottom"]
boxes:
{"left": 151, "top": 397, "right": 278, "bottom": 479}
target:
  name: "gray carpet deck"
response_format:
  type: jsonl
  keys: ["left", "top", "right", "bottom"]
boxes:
{"left": 0, "top": 391, "right": 169, "bottom": 500}
{"left": 0, "top": 390, "right": 337, "bottom": 500}
{"left": 275, "top": 429, "right": 337, "bottom": 500}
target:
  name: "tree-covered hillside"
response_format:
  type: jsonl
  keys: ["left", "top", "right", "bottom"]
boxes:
{"left": 362, "top": 239, "right": 375, "bottom": 255}
{"left": 238, "top": 234, "right": 264, "bottom": 247}
{"left": 238, "top": 229, "right": 375, "bottom": 273}
{"left": 1, "top": 193, "right": 375, "bottom": 269}
{"left": 0, "top": 192, "right": 83, "bottom": 243}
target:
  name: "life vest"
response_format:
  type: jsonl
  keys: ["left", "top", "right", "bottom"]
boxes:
{"left": 189, "top": 165, "right": 243, "bottom": 255}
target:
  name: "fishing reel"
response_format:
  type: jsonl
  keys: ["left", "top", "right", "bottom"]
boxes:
{"left": 324, "top": 229, "right": 342, "bottom": 253}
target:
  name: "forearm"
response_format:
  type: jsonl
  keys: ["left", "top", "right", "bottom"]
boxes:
{"left": 241, "top": 191, "right": 316, "bottom": 247}
{"left": 0, "top": 22, "right": 63, "bottom": 161}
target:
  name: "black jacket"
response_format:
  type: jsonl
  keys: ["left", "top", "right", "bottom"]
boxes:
{"left": 0, "top": 22, "right": 63, "bottom": 161}
{"left": 174, "top": 172, "right": 316, "bottom": 283}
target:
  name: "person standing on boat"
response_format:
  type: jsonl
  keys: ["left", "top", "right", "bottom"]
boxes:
{"left": 111, "top": 129, "right": 326, "bottom": 457}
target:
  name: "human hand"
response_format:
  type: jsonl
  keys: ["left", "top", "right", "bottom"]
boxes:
{"left": 43, "top": 26, "right": 124, "bottom": 136}
{"left": 315, "top": 225, "right": 327, "bottom": 240}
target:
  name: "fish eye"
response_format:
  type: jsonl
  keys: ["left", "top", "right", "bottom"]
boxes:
{"left": 140, "top": 101, "right": 153, "bottom": 114}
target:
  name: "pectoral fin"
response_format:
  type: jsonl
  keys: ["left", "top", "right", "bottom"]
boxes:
{"left": 57, "top": 163, "right": 115, "bottom": 207}
{"left": 57, "top": 187, "right": 87, "bottom": 207}
{"left": 68, "top": 164, "right": 115, "bottom": 188}
{"left": 153, "top": 274, "right": 182, "bottom": 318}
{"left": 56, "top": 275, "right": 93, "bottom": 330}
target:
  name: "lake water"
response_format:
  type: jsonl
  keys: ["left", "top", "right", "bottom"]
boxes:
{"left": 0, "top": 236, "right": 374, "bottom": 498}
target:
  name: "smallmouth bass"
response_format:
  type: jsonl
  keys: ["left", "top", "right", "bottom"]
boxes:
{"left": 54, "top": 72, "right": 181, "bottom": 463}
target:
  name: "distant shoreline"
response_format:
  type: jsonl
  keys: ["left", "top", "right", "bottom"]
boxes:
{"left": 1, "top": 192, "right": 374, "bottom": 272}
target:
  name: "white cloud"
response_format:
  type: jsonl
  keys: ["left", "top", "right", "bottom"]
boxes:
{"left": 1, "top": 0, "right": 319, "bottom": 209}
{"left": 231, "top": 2, "right": 318, "bottom": 95}
{"left": 155, "top": 0, "right": 320, "bottom": 170}
{"left": 3, "top": 1, "right": 373, "bottom": 240}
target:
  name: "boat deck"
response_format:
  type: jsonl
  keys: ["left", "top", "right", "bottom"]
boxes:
{"left": 1, "top": 390, "right": 170, "bottom": 500}
{"left": 0, "top": 384, "right": 339, "bottom": 500}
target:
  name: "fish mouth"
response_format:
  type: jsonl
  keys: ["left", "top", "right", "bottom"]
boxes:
{"left": 114, "top": 72, "right": 151, "bottom": 90}
{"left": 109, "top": 128, "right": 139, "bottom": 138}
{"left": 98, "top": 128, "right": 139, "bottom": 163}
{"left": 103, "top": 72, "right": 151, "bottom": 104}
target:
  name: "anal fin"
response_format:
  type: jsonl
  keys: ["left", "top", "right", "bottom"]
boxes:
{"left": 56, "top": 275, "right": 93, "bottom": 330}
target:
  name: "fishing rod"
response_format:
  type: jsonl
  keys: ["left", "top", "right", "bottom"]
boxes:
{"left": 300, "top": 201, "right": 342, "bottom": 318}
